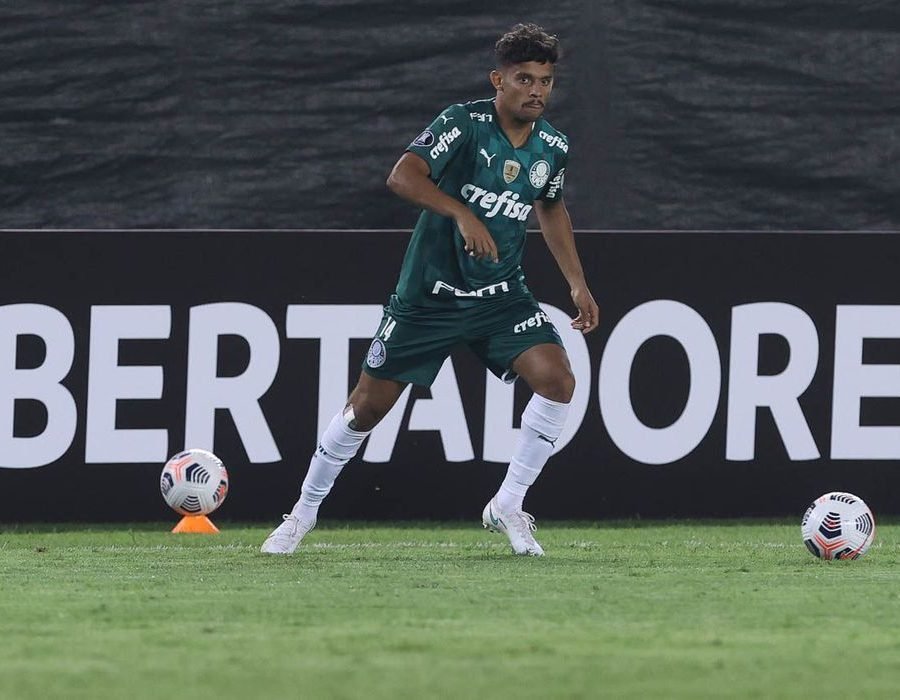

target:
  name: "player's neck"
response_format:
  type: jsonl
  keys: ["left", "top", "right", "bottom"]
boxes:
{"left": 496, "top": 112, "right": 536, "bottom": 149}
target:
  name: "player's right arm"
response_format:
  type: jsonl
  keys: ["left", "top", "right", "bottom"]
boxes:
{"left": 386, "top": 153, "right": 499, "bottom": 262}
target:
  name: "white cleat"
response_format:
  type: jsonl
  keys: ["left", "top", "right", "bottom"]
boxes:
{"left": 260, "top": 514, "right": 316, "bottom": 554}
{"left": 482, "top": 498, "right": 545, "bottom": 556}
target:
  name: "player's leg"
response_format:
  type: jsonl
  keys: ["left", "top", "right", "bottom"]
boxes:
{"left": 263, "top": 299, "right": 454, "bottom": 554}
{"left": 497, "top": 343, "right": 574, "bottom": 507}
{"left": 470, "top": 299, "right": 574, "bottom": 555}
{"left": 293, "top": 372, "right": 407, "bottom": 519}
{"left": 483, "top": 343, "right": 574, "bottom": 556}
{"left": 509, "top": 342, "right": 575, "bottom": 403}
{"left": 261, "top": 372, "right": 406, "bottom": 554}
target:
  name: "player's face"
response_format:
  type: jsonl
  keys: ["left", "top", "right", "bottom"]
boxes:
{"left": 491, "top": 61, "right": 555, "bottom": 123}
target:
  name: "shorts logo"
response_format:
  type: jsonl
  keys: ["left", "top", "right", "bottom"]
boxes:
{"left": 412, "top": 130, "right": 435, "bottom": 147}
{"left": 529, "top": 160, "right": 551, "bottom": 188}
{"left": 514, "top": 310, "right": 552, "bottom": 334}
{"left": 366, "top": 338, "right": 387, "bottom": 368}
{"left": 432, "top": 280, "right": 510, "bottom": 297}
{"left": 503, "top": 159, "right": 520, "bottom": 184}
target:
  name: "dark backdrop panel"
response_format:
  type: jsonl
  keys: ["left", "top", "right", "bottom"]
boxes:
{"left": 1, "top": 2, "right": 897, "bottom": 230}
{"left": 2, "top": 230, "right": 900, "bottom": 523}
{"left": 0, "top": 1, "right": 583, "bottom": 229}
{"left": 596, "top": 0, "right": 900, "bottom": 230}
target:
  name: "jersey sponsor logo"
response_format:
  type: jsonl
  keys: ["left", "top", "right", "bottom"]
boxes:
{"left": 538, "top": 130, "right": 568, "bottom": 153}
{"left": 432, "top": 280, "right": 511, "bottom": 298}
{"left": 366, "top": 338, "right": 387, "bottom": 368}
{"left": 459, "top": 183, "right": 533, "bottom": 221}
{"left": 413, "top": 130, "right": 435, "bottom": 147}
{"left": 529, "top": 160, "right": 551, "bottom": 188}
{"left": 480, "top": 149, "right": 497, "bottom": 167}
{"left": 503, "top": 159, "right": 520, "bottom": 184}
{"left": 469, "top": 112, "right": 493, "bottom": 122}
{"left": 545, "top": 168, "right": 566, "bottom": 199}
{"left": 513, "top": 310, "right": 553, "bottom": 334}
{"left": 429, "top": 126, "right": 462, "bottom": 159}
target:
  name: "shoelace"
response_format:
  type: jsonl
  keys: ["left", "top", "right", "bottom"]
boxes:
{"left": 278, "top": 514, "right": 300, "bottom": 537}
{"left": 513, "top": 510, "right": 538, "bottom": 543}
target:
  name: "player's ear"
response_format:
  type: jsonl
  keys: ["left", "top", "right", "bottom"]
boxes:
{"left": 490, "top": 69, "right": 503, "bottom": 91}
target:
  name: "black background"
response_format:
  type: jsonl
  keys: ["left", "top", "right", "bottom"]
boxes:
{"left": 1, "top": 229, "right": 899, "bottom": 522}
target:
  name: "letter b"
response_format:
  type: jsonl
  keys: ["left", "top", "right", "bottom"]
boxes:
{"left": 0, "top": 305, "right": 77, "bottom": 468}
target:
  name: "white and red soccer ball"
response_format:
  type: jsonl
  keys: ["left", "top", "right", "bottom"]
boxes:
{"left": 160, "top": 448, "right": 229, "bottom": 516}
{"left": 801, "top": 492, "right": 875, "bottom": 560}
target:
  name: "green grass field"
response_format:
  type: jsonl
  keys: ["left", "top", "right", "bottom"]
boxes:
{"left": 1, "top": 520, "right": 899, "bottom": 699}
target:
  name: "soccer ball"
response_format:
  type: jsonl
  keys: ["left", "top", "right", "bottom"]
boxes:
{"left": 801, "top": 492, "right": 875, "bottom": 560}
{"left": 160, "top": 449, "right": 229, "bottom": 516}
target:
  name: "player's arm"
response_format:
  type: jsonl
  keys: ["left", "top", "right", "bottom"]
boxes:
{"left": 534, "top": 198, "right": 599, "bottom": 334}
{"left": 386, "top": 152, "right": 499, "bottom": 262}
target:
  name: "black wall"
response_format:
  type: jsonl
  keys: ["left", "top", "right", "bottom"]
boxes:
{"left": 2, "top": 1, "right": 897, "bottom": 230}
{"left": 2, "top": 230, "right": 899, "bottom": 522}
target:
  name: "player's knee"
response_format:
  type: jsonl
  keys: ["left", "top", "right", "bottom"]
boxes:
{"left": 344, "top": 399, "right": 383, "bottom": 432}
{"left": 534, "top": 367, "right": 575, "bottom": 403}
{"left": 346, "top": 377, "right": 403, "bottom": 431}
{"left": 557, "top": 369, "right": 576, "bottom": 403}
{"left": 345, "top": 387, "right": 398, "bottom": 432}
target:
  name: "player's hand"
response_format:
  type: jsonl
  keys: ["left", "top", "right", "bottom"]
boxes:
{"left": 456, "top": 211, "right": 500, "bottom": 263}
{"left": 570, "top": 285, "right": 599, "bottom": 334}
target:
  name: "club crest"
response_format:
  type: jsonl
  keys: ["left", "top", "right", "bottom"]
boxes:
{"left": 366, "top": 339, "right": 387, "bottom": 368}
{"left": 529, "top": 160, "right": 551, "bottom": 188}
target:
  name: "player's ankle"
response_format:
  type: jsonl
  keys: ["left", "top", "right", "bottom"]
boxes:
{"left": 291, "top": 502, "right": 319, "bottom": 523}
{"left": 495, "top": 489, "right": 524, "bottom": 514}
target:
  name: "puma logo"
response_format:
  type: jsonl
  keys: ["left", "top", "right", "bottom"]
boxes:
{"left": 479, "top": 148, "right": 496, "bottom": 167}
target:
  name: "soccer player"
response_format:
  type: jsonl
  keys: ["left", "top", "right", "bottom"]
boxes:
{"left": 262, "top": 23, "right": 599, "bottom": 556}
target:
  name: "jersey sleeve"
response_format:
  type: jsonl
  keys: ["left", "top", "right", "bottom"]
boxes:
{"left": 537, "top": 155, "right": 568, "bottom": 202}
{"left": 405, "top": 104, "right": 472, "bottom": 181}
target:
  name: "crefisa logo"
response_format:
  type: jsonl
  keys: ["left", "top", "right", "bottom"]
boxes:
{"left": 429, "top": 127, "right": 462, "bottom": 159}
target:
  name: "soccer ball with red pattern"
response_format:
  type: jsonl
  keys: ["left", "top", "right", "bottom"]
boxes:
{"left": 160, "top": 449, "right": 229, "bottom": 516}
{"left": 801, "top": 492, "right": 875, "bottom": 560}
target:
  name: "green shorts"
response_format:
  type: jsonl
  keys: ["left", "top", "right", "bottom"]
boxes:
{"left": 362, "top": 294, "right": 563, "bottom": 387}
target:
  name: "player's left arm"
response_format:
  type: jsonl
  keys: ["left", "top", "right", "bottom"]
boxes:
{"left": 533, "top": 198, "right": 599, "bottom": 334}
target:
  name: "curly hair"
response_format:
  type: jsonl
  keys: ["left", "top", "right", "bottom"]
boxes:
{"left": 494, "top": 23, "right": 560, "bottom": 66}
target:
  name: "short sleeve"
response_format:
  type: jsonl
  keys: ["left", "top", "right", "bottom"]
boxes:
{"left": 406, "top": 104, "right": 472, "bottom": 181}
{"left": 538, "top": 160, "right": 568, "bottom": 201}
{"left": 537, "top": 130, "right": 569, "bottom": 201}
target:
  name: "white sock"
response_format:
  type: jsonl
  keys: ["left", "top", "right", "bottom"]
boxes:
{"left": 290, "top": 407, "right": 370, "bottom": 522}
{"left": 495, "top": 394, "right": 570, "bottom": 513}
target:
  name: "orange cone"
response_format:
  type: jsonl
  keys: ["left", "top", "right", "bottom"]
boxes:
{"left": 171, "top": 515, "right": 220, "bottom": 533}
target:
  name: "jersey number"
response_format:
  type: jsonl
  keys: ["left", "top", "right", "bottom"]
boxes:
{"left": 380, "top": 317, "right": 397, "bottom": 341}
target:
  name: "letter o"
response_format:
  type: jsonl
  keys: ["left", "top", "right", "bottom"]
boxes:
{"left": 599, "top": 300, "right": 721, "bottom": 464}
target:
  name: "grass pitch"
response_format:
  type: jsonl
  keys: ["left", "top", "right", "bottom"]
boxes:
{"left": 1, "top": 521, "right": 899, "bottom": 699}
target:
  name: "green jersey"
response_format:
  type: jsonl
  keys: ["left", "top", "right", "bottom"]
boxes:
{"left": 396, "top": 98, "right": 569, "bottom": 308}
